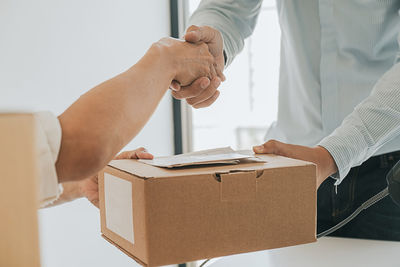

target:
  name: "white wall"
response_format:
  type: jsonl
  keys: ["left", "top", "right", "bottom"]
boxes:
{"left": 0, "top": 1, "right": 174, "bottom": 266}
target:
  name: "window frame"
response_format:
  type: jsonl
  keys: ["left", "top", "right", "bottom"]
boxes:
{"left": 170, "top": 0, "right": 193, "bottom": 156}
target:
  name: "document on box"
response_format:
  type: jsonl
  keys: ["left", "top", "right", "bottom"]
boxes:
{"left": 138, "top": 147, "right": 266, "bottom": 168}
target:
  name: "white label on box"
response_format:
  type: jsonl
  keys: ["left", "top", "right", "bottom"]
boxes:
{"left": 104, "top": 173, "right": 134, "bottom": 244}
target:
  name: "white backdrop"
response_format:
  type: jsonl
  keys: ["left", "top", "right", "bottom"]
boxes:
{"left": 0, "top": 1, "right": 174, "bottom": 266}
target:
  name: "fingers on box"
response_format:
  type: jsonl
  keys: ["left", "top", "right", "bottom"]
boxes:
{"left": 115, "top": 148, "right": 153, "bottom": 160}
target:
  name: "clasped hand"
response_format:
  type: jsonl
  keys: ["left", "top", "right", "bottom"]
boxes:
{"left": 159, "top": 26, "right": 226, "bottom": 109}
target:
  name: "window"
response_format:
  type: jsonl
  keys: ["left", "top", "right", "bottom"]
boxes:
{"left": 186, "top": 0, "right": 281, "bottom": 152}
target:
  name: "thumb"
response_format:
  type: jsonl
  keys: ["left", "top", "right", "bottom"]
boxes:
{"left": 183, "top": 25, "right": 200, "bottom": 43}
{"left": 115, "top": 147, "right": 152, "bottom": 160}
{"left": 184, "top": 26, "right": 216, "bottom": 44}
{"left": 184, "top": 30, "right": 201, "bottom": 43}
{"left": 253, "top": 140, "right": 287, "bottom": 155}
{"left": 135, "top": 151, "right": 154, "bottom": 160}
{"left": 131, "top": 147, "right": 153, "bottom": 159}
{"left": 253, "top": 144, "right": 266, "bottom": 154}
{"left": 184, "top": 25, "right": 201, "bottom": 43}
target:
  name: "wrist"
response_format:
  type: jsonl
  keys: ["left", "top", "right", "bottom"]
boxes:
{"left": 122, "top": 45, "right": 174, "bottom": 93}
{"left": 76, "top": 180, "right": 86, "bottom": 199}
{"left": 140, "top": 41, "right": 176, "bottom": 82}
{"left": 314, "top": 146, "right": 338, "bottom": 187}
{"left": 59, "top": 181, "right": 84, "bottom": 202}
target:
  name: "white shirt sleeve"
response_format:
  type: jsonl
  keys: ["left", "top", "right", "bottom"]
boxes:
{"left": 319, "top": 62, "right": 400, "bottom": 185}
{"left": 34, "top": 111, "right": 63, "bottom": 208}
{"left": 188, "top": 0, "right": 262, "bottom": 67}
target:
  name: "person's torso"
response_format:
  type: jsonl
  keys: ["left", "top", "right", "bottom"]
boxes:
{"left": 266, "top": 0, "right": 400, "bottom": 155}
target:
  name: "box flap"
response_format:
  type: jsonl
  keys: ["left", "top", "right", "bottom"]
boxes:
{"left": 108, "top": 154, "right": 314, "bottom": 179}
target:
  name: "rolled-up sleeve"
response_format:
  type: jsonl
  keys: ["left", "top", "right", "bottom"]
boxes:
{"left": 34, "top": 112, "right": 63, "bottom": 208}
{"left": 188, "top": 0, "right": 262, "bottom": 66}
{"left": 319, "top": 62, "right": 400, "bottom": 185}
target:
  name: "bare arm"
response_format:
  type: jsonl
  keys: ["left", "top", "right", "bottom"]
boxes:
{"left": 55, "top": 38, "right": 214, "bottom": 183}
{"left": 47, "top": 148, "right": 153, "bottom": 207}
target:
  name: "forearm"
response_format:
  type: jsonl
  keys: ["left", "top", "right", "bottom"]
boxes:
{"left": 56, "top": 48, "right": 172, "bottom": 183}
{"left": 319, "top": 63, "right": 400, "bottom": 184}
{"left": 189, "top": 0, "right": 262, "bottom": 66}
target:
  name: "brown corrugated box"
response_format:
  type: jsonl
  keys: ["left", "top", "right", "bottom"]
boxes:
{"left": 0, "top": 114, "right": 41, "bottom": 267}
{"left": 98, "top": 154, "right": 317, "bottom": 266}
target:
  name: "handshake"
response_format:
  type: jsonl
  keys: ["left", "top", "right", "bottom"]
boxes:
{"left": 51, "top": 27, "right": 231, "bottom": 207}
{"left": 151, "top": 26, "right": 225, "bottom": 108}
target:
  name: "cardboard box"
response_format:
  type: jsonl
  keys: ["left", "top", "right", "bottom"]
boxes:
{"left": 99, "top": 154, "right": 317, "bottom": 266}
{"left": 0, "top": 114, "right": 41, "bottom": 267}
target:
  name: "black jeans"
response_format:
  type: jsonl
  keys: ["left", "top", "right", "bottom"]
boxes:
{"left": 317, "top": 151, "right": 400, "bottom": 240}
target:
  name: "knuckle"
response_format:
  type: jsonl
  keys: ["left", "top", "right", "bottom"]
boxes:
{"left": 268, "top": 139, "right": 278, "bottom": 147}
{"left": 187, "top": 25, "right": 199, "bottom": 32}
{"left": 200, "top": 42, "right": 208, "bottom": 48}
{"left": 206, "top": 66, "right": 212, "bottom": 74}
{"left": 171, "top": 91, "right": 182, "bottom": 99}
{"left": 195, "top": 77, "right": 206, "bottom": 86}
{"left": 200, "top": 66, "right": 210, "bottom": 76}
{"left": 186, "top": 98, "right": 196, "bottom": 105}
{"left": 268, "top": 140, "right": 280, "bottom": 153}
{"left": 174, "top": 94, "right": 185, "bottom": 100}
{"left": 158, "top": 37, "right": 170, "bottom": 45}
{"left": 200, "top": 42, "right": 209, "bottom": 50}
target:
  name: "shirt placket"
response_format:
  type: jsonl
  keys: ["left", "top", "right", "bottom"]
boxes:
{"left": 318, "top": 0, "right": 339, "bottom": 136}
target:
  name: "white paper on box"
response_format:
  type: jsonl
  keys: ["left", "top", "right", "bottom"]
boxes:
{"left": 104, "top": 173, "right": 134, "bottom": 244}
{"left": 139, "top": 147, "right": 265, "bottom": 168}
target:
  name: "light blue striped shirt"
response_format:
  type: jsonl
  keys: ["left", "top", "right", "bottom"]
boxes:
{"left": 189, "top": 0, "right": 400, "bottom": 184}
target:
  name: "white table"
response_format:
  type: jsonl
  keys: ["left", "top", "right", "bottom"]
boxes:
{"left": 206, "top": 237, "right": 400, "bottom": 267}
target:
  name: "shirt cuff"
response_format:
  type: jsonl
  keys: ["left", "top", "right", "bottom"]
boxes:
{"left": 34, "top": 112, "right": 63, "bottom": 208}
{"left": 318, "top": 124, "right": 368, "bottom": 186}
